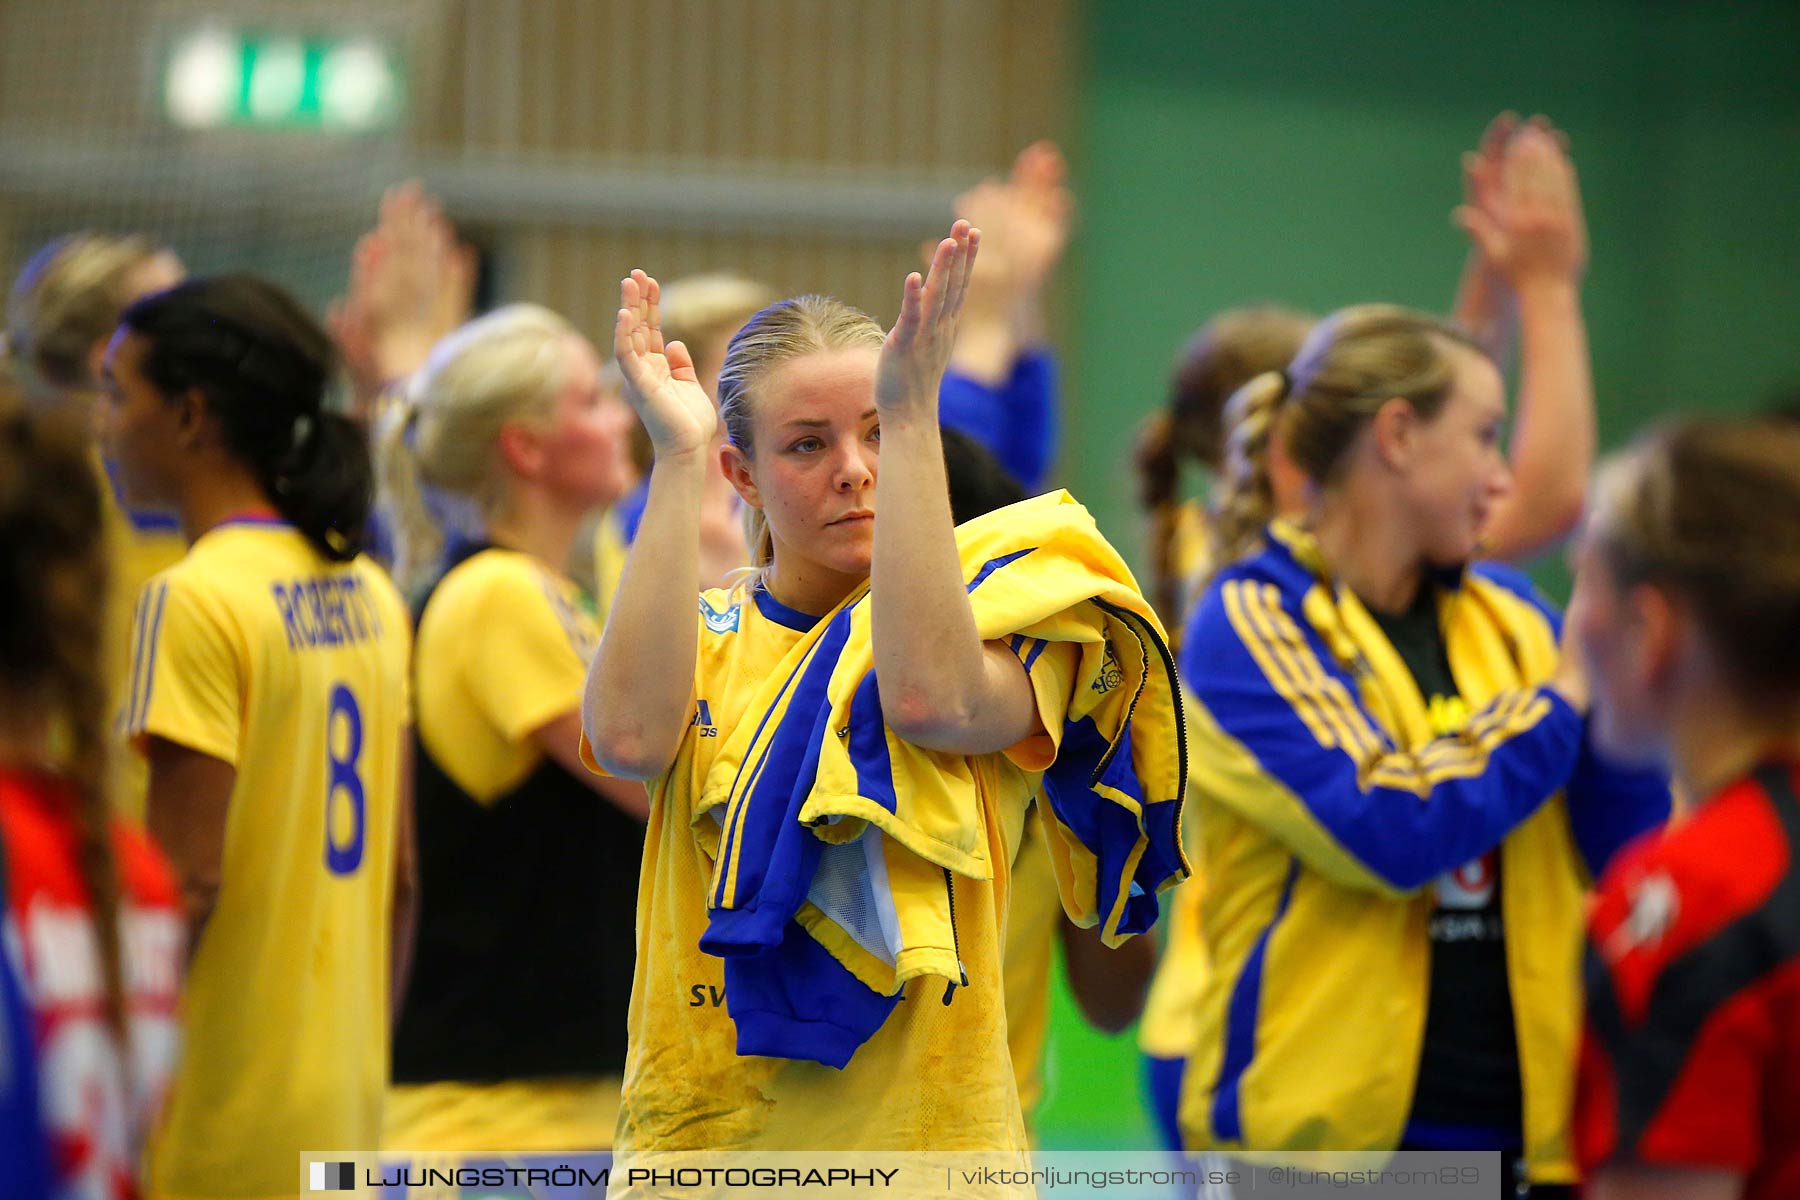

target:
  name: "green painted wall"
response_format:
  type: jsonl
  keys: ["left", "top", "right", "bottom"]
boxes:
{"left": 1058, "top": 0, "right": 1799, "bottom": 583}
{"left": 1036, "top": 0, "right": 1800, "bottom": 1147}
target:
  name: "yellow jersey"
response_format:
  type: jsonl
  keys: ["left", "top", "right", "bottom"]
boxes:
{"left": 123, "top": 516, "right": 410, "bottom": 1200}
{"left": 412, "top": 547, "right": 596, "bottom": 801}
{"left": 591, "top": 511, "right": 630, "bottom": 629}
{"left": 1136, "top": 872, "right": 1209, "bottom": 1059}
{"left": 1000, "top": 807, "right": 1061, "bottom": 1136}
{"left": 391, "top": 546, "right": 634, "bottom": 1152}
{"left": 582, "top": 585, "right": 1079, "bottom": 1156}
{"left": 1175, "top": 523, "right": 1669, "bottom": 1179}
{"left": 98, "top": 458, "right": 186, "bottom": 823}
{"left": 1137, "top": 703, "right": 1212, "bottom": 1061}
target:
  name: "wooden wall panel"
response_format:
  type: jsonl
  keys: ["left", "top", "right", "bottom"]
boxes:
{"left": 416, "top": 0, "right": 1072, "bottom": 335}
{"left": 415, "top": 0, "right": 1070, "bottom": 170}
{"left": 0, "top": 0, "right": 1071, "bottom": 344}
{"left": 504, "top": 223, "right": 922, "bottom": 348}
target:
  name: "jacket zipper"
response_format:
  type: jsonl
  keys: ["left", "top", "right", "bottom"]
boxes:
{"left": 941, "top": 866, "right": 968, "bottom": 1005}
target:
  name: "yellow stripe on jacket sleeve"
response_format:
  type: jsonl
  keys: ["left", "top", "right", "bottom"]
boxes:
{"left": 1186, "top": 573, "right": 1582, "bottom": 894}
{"left": 1236, "top": 583, "right": 1386, "bottom": 761}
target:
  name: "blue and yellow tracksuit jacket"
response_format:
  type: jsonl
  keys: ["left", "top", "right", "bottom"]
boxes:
{"left": 1177, "top": 521, "right": 1669, "bottom": 1184}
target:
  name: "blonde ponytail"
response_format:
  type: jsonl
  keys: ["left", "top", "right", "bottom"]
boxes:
{"left": 374, "top": 304, "right": 572, "bottom": 597}
{"left": 741, "top": 506, "right": 775, "bottom": 575}
{"left": 1205, "top": 371, "right": 1289, "bottom": 578}
{"left": 375, "top": 396, "right": 446, "bottom": 601}
{"left": 1138, "top": 306, "right": 1315, "bottom": 627}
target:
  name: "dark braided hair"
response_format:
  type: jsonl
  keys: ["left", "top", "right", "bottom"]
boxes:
{"left": 1135, "top": 306, "right": 1314, "bottom": 626}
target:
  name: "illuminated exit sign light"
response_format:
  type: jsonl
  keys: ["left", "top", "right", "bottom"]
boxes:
{"left": 164, "top": 28, "right": 402, "bottom": 132}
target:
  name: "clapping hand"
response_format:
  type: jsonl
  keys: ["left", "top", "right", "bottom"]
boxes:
{"left": 877, "top": 220, "right": 980, "bottom": 417}
{"left": 614, "top": 269, "right": 717, "bottom": 458}
{"left": 328, "top": 182, "right": 462, "bottom": 406}
{"left": 1455, "top": 115, "right": 1588, "bottom": 289}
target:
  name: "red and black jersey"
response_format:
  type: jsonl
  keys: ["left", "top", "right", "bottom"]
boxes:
{"left": 1576, "top": 761, "right": 1800, "bottom": 1200}
{"left": 1, "top": 767, "right": 184, "bottom": 1200}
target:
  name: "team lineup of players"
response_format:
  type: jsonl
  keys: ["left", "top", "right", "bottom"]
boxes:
{"left": 1, "top": 116, "right": 1797, "bottom": 1200}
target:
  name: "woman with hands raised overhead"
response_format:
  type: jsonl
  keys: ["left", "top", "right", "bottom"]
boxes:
{"left": 1139, "top": 114, "right": 1596, "bottom": 645}
{"left": 579, "top": 223, "right": 1186, "bottom": 1159}
{"left": 586, "top": 223, "right": 1027, "bottom": 775}
{"left": 1450, "top": 112, "right": 1595, "bottom": 562}
{"left": 1177, "top": 305, "right": 1666, "bottom": 1197}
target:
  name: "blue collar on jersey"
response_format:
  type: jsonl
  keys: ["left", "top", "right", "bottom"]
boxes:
{"left": 753, "top": 582, "right": 825, "bottom": 633}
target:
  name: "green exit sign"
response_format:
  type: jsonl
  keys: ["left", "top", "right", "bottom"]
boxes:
{"left": 164, "top": 28, "right": 402, "bottom": 132}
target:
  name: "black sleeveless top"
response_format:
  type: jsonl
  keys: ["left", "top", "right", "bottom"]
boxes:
{"left": 392, "top": 541, "right": 643, "bottom": 1083}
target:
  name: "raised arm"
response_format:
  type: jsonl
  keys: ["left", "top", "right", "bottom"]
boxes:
{"left": 1450, "top": 112, "right": 1520, "bottom": 363}
{"left": 939, "top": 141, "right": 1072, "bottom": 489}
{"left": 581, "top": 271, "right": 718, "bottom": 780}
{"left": 1460, "top": 119, "right": 1595, "bottom": 561}
{"left": 327, "top": 182, "right": 461, "bottom": 420}
{"left": 870, "top": 222, "right": 1036, "bottom": 755}
{"left": 944, "top": 141, "right": 1073, "bottom": 381}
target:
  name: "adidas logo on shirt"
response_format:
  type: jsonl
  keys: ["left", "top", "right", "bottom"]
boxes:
{"left": 693, "top": 700, "right": 718, "bottom": 737}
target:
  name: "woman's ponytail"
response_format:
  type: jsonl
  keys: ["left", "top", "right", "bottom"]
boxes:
{"left": 375, "top": 398, "right": 446, "bottom": 597}
{"left": 1139, "top": 306, "right": 1316, "bottom": 625}
{"left": 119, "top": 275, "right": 371, "bottom": 562}
{"left": 1205, "top": 370, "right": 1288, "bottom": 579}
{"left": 266, "top": 411, "right": 372, "bottom": 562}
{"left": 1134, "top": 410, "right": 1185, "bottom": 626}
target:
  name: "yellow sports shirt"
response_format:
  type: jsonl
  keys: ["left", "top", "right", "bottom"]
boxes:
{"left": 98, "top": 458, "right": 186, "bottom": 823}
{"left": 581, "top": 584, "right": 1079, "bottom": 1157}
{"left": 1137, "top": 704, "right": 1212, "bottom": 1061}
{"left": 383, "top": 1079, "right": 622, "bottom": 1155}
{"left": 124, "top": 517, "right": 410, "bottom": 1200}
{"left": 1136, "top": 872, "right": 1209, "bottom": 1060}
{"left": 1000, "top": 806, "right": 1061, "bottom": 1135}
{"left": 413, "top": 548, "right": 596, "bottom": 802}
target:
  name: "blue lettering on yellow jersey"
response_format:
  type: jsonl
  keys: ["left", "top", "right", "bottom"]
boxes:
{"left": 121, "top": 519, "right": 411, "bottom": 1200}
{"left": 270, "top": 575, "right": 387, "bottom": 651}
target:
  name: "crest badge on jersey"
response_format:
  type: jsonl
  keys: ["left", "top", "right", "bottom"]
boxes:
{"left": 699, "top": 595, "right": 741, "bottom": 634}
